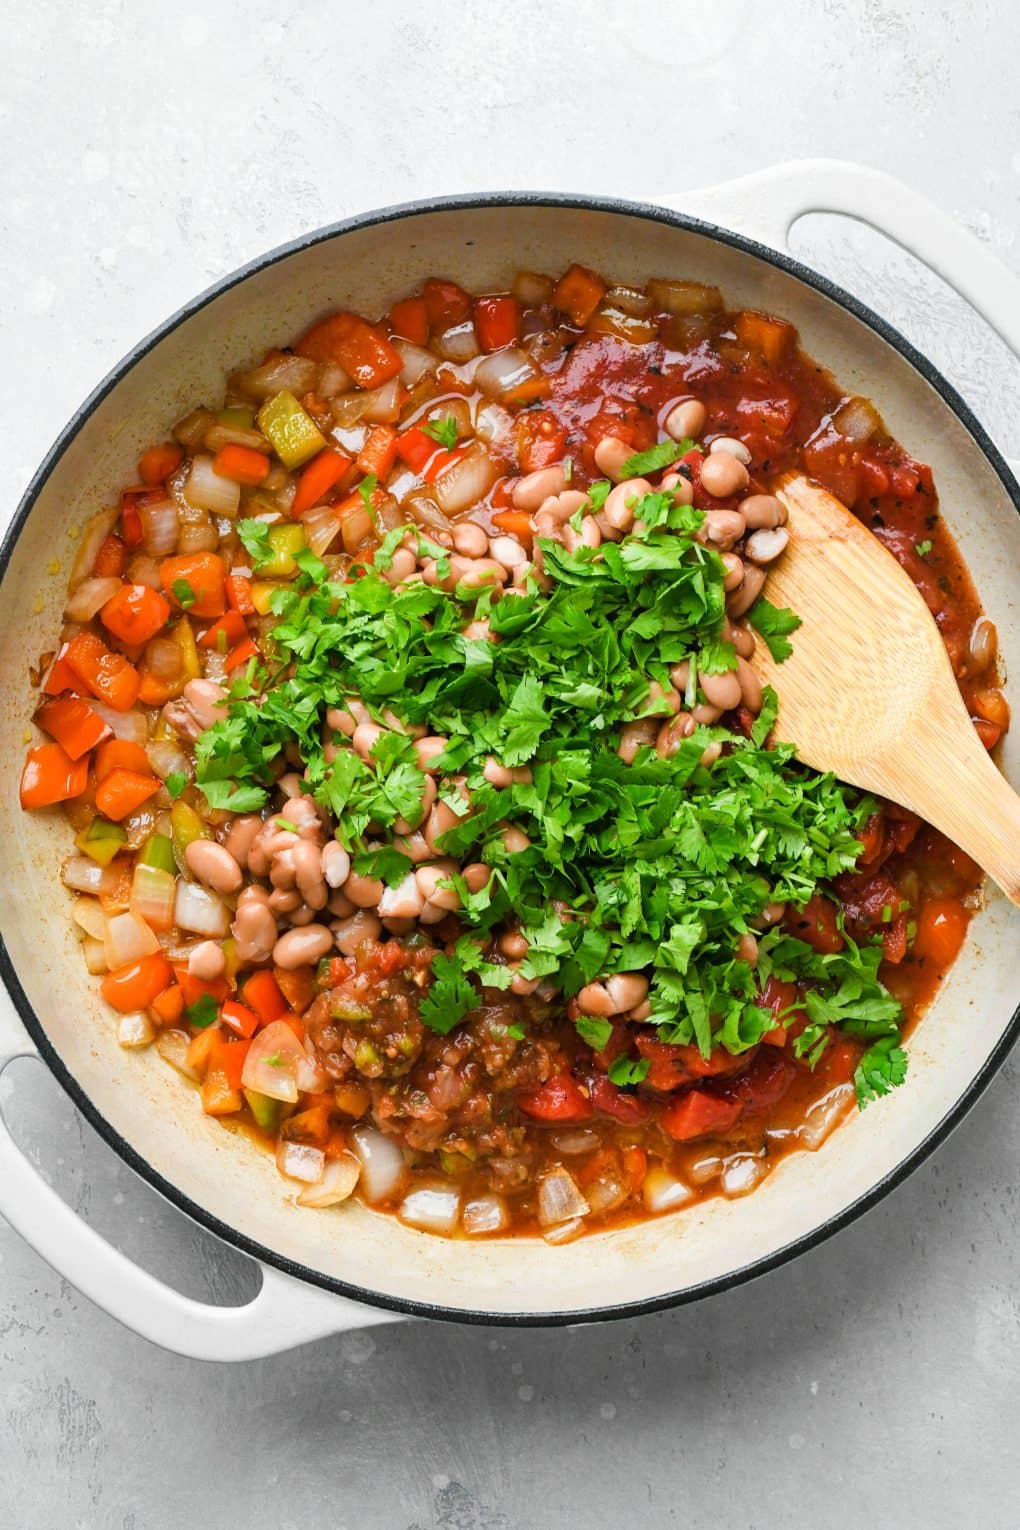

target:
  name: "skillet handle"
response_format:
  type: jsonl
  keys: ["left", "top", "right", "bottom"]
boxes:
{"left": 677, "top": 157, "right": 1020, "bottom": 370}
{"left": 0, "top": 1006, "right": 403, "bottom": 1359}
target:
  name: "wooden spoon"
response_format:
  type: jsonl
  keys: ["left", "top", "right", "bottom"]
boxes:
{"left": 750, "top": 472, "right": 1020, "bottom": 908}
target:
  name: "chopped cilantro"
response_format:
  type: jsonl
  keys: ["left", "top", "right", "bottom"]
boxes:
{"left": 185, "top": 993, "right": 219, "bottom": 1029}
{"left": 357, "top": 474, "right": 378, "bottom": 511}
{"left": 619, "top": 439, "right": 683, "bottom": 477}
{"left": 915, "top": 539, "right": 932, "bottom": 557}
{"left": 854, "top": 1035, "right": 908, "bottom": 1107}
{"left": 608, "top": 1056, "right": 651, "bottom": 1086}
{"left": 164, "top": 771, "right": 187, "bottom": 801}
{"left": 422, "top": 415, "right": 459, "bottom": 450}
{"left": 418, "top": 952, "right": 477, "bottom": 1035}
{"left": 575, "top": 1015, "right": 613, "bottom": 1051}
{"left": 171, "top": 578, "right": 197, "bottom": 610}
{"left": 236, "top": 518, "right": 274, "bottom": 565}
{"left": 747, "top": 597, "right": 802, "bottom": 662}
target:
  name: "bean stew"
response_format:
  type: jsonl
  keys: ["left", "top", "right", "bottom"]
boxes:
{"left": 21, "top": 263, "right": 1009, "bottom": 1240}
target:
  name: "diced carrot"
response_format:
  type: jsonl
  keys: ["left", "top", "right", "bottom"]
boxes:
{"left": 659, "top": 1089, "right": 742, "bottom": 1142}
{"left": 138, "top": 442, "right": 184, "bottom": 486}
{"left": 516, "top": 1074, "right": 593, "bottom": 1122}
{"left": 95, "top": 739, "right": 151, "bottom": 782}
{"left": 159, "top": 552, "right": 227, "bottom": 619}
{"left": 220, "top": 998, "right": 259, "bottom": 1040}
{"left": 295, "top": 312, "right": 403, "bottom": 390}
{"left": 913, "top": 897, "right": 969, "bottom": 968}
{"left": 65, "top": 631, "right": 140, "bottom": 712}
{"left": 505, "top": 373, "right": 550, "bottom": 405}
{"left": 95, "top": 767, "right": 161, "bottom": 821}
{"left": 173, "top": 966, "right": 231, "bottom": 1008}
{"left": 423, "top": 446, "right": 466, "bottom": 484}
{"left": 282, "top": 1103, "right": 331, "bottom": 1145}
{"left": 100, "top": 583, "right": 172, "bottom": 646}
{"left": 199, "top": 611, "right": 248, "bottom": 651}
{"left": 212, "top": 444, "right": 271, "bottom": 486}
{"left": 225, "top": 573, "right": 256, "bottom": 616}
{"left": 491, "top": 509, "right": 533, "bottom": 542}
{"left": 201, "top": 1073, "right": 243, "bottom": 1116}
{"left": 356, "top": 426, "right": 399, "bottom": 481}
{"left": 241, "top": 969, "right": 288, "bottom": 1024}
{"left": 474, "top": 295, "right": 520, "bottom": 352}
{"left": 100, "top": 953, "right": 172, "bottom": 1013}
{"left": 292, "top": 447, "right": 352, "bottom": 516}
{"left": 553, "top": 264, "right": 607, "bottom": 326}
{"left": 93, "top": 534, "right": 128, "bottom": 579}
{"left": 137, "top": 673, "right": 176, "bottom": 706}
{"left": 732, "top": 310, "right": 795, "bottom": 364}
{"left": 42, "top": 645, "right": 79, "bottom": 696}
{"left": 186, "top": 1028, "right": 220, "bottom": 1076}
{"left": 20, "top": 743, "right": 89, "bottom": 808}
{"left": 422, "top": 279, "right": 472, "bottom": 329}
{"left": 274, "top": 964, "right": 317, "bottom": 1015}
{"left": 150, "top": 983, "right": 185, "bottom": 1024}
{"left": 35, "top": 696, "right": 110, "bottom": 760}
{"left": 395, "top": 426, "right": 438, "bottom": 475}
{"left": 388, "top": 296, "right": 430, "bottom": 346}
{"left": 224, "top": 637, "right": 259, "bottom": 672}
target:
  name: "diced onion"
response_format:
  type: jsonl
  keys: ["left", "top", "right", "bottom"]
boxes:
{"left": 512, "top": 270, "right": 554, "bottom": 306}
{"left": 295, "top": 1043, "right": 328, "bottom": 1095}
{"left": 130, "top": 863, "right": 177, "bottom": 932}
{"left": 303, "top": 501, "right": 342, "bottom": 557}
{"left": 62, "top": 856, "right": 108, "bottom": 895}
{"left": 297, "top": 1153, "right": 361, "bottom": 1207}
{"left": 146, "top": 739, "right": 190, "bottom": 782}
{"left": 349, "top": 1124, "right": 408, "bottom": 1204}
{"left": 474, "top": 401, "right": 514, "bottom": 449}
{"left": 276, "top": 1141, "right": 326, "bottom": 1184}
{"left": 434, "top": 321, "right": 479, "bottom": 363}
{"left": 339, "top": 505, "right": 373, "bottom": 555}
{"left": 605, "top": 284, "right": 653, "bottom": 318}
{"left": 400, "top": 489, "right": 453, "bottom": 534}
{"left": 537, "top": 1166, "right": 590, "bottom": 1227}
{"left": 174, "top": 881, "right": 230, "bottom": 937}
{"left": 183, "top": 454, "right": 241, "bottom": 518}
{"left": 360, "top": 376, "right": 404, "bottom": 425}
{"left": 172, "top": 406, "right": 217, "bottom": 450}
{"left": 398, "top": 1180, "right": 461, "bottom": 1234}
{"left": 685, "top": 1151, "right": 724, "bottom": 1187}
{"left": 549, "top": 1129, "right": 600, "bottom": 1155}
{"left": 72, "top": 896, "right": 107, "bottom": 940}
{"left": 118, "top": 1010, "right": 155, "bottom": 1049}
{"left": 201, "top": 423, "right": 271, "bottom": 454}
{"left": 127, "top": 554, "right": 163, "bottom": 590}
{"left": 330, "top": 391, "right": 376, "bottom": 428}
{"left": 585, "top": 1174, "right": 629, "bottom": 1216}
{"left": 797, "top": 1084, "right": 854, "bottom": 1150}
{"left": 542, "top": 1216, "right": 585, "bottom": 1245}
{"left": 82, "top": 936, "right": 107, "bottom": 975}
{"left": 139, "top": 498, "right": 180, "bottom": 557}
{"left": 433, "top": 444, "right": 499, "bottom": 515}
{"left": 395, "top": 339, "right": 439, "bottom": 386}
{"left": 461, "top": 1194, "right": 509, "bottom": 1236}
{"left": 317, "top": 360, "right": 354, "bottom": 395}
{"left": 833, "top": 395, "right": 882, "bottom": 443}
{"left": 65, "top": 576, "right": 123, "bottom": 623}
{"left": 177, "top": 520, "right": 220, "bottom": 554}
{"left": 719, "top": 1153, "right": 770, "bottom": 1198}
{"left": 104, "top": 910, "right": 160, "bottom": 970}
{"left": 145, "top": 640, "right": 185, "bottom": 681}
{"left": 474, "top": 347, "right": 541, "bottom": 402}
{"left": 330, "top": 423, "right": 368, "bottom": 455}
{"left": 587, "top": 305, "right": 658, "bottom": 344}
{"left": 240, "top": 1021, "right": 307, "bottom": 1103}
{"left": 69, "top": 508, "right": 119, "bottom": 590}
{"left": 156, "top": 1028, "right": 199, "bottom": 1079}
{"left": 647, "top": 278, "right": 723, "bottom": 316}
{"left": 642, "top": 1166, "right": 695, "bottom": 1213}
{"left": 89, "top": 703, "right": 148, "bottom": 747}
{"left": 231, "top": 353, "right": 317, "bottom": 401}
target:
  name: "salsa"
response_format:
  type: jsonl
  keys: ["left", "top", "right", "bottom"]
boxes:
{"left": 22, "top": 263, "right": 1007, "bottom": 1240}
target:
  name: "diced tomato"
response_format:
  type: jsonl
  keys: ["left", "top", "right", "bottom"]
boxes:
{"left": 138, "top": 442, "right": 184, "bottom": 486}
{"left": 282, "top": 1103, "right": 333, "bottom": 1145}
{"left": 388, "top": 296, "right": 430, "bottom": 346}
{"left": 100, "top": 583, "right": 172, "bottom": 646}
{"left": 65, "top": 631, "right": 140, "bottom": 712}
{"left": 588, "top": 1074, "right": 650, "bottom": 1123}
{"left": 474, "top": 295, "right": 520, "bottom": 352}
{"left": 635, "top": 1036, "right": 748, "bottom": 1092}
{"left": 93, "top": 534, "right": 128, "bottom": 579}
{"left": 296, "top": 311, "right": 403, "bottom": 390}
{"left": 199, "top": 611, "right": 248, "bottom": 651}
{"left": 659, "top": 1089, "right": 742, "bottom": 1142}
{"left": 720, "top": 1049, "right": 795, "bottom": 1114}
{"left": 95, "top": 767, "right": 161, "bottom": 821}
{"left": 100, "top": 953, "right": 173, "bottom": 1013}
{"left": 34, "top": 696, "right": 110, "bottom": 760}
{"left": 817, "top": 1036, "right": 862, "bottom": 1087}
{"left": 212, "top": 444, "right": 270, "bottom": 486}
{"left": 159, "top": 552, "right": 226, "bottom": 619}
{"left": 292, "top": 447, "right": 352, "bottom": 516}
{"left": 356, "top": 426, "right": 399, "bottom": 481}
{"left": 220, "top": 998, "right": 260, "bottom": 1039}
{"left": 241, "top": 969, "right": 288, "bottom": 1024}
{"left": 516, "top": 1073, "right": 593, "bottom": 1122}
{"left": 95, "top": 739, "right": 150, "bottom": 782}
{"left": 422, "top": 278, "right": 472, "bottom": 329}
{"left": 786, "top": 892, "right": 844, "bottom": 954}
{"left": 912, "top": 897, "right": 969, "bottom": 969}
{"left": 274, "top": 964, "right": 317, "bottom": 1014}
{"left": 553, "top": 264, "right": 607, "bottom": 326}
{"left": 514, "top": 409, "right": 568, "bottom": 473}
{"left": 225, "top": 573, "right": 256, "bottom": 616}
{"left": 20, "top": 743, "right": 89, "bottom": 808}
{"left": 395, "top": 426, "right": 439, "bottom": 475}
{"left": 757, "top": 974, "right": 805, "bottom": 1047}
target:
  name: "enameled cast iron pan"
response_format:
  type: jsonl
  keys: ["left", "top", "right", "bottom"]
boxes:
{"left": 1, "top": 161, "right": 1018, "bottom": 1359}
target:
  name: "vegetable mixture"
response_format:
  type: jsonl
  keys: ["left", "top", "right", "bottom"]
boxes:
{"left": 22, "top": 264, "right": 1008, "bottom": 1239}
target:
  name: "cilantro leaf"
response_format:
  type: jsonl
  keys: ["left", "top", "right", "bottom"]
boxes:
{"left": 747, "top": 597, "right": 802, "bottom": 662}
{"left": 419, "top": 953, "right": 477, "bottom": 1035}
{"left": 575, "top": 1015, "right": 613, "bottom": 1051}
{"left": 608, "top": 1056, "right": 651, "bottom": 1086}
{"left": 619, "top": 440, "right": 683, "bottom": 477}
{"left": 422, "top": 415, "right": 459, "bottom": 450}
{"left": 236, "top": 518, "right": 274, "bottom": 565}
{"left": 854, "top": 1036, "right": 908, "bottom": 1107}
{"left": 185, "top": 993, "right": 219, "bottom": 1029}
{"left": 164, "top": 771, "right": 187, "bottom": 800}
{"left": 915, "top": 539, "right": 932, "bottom": 557}
{"left": 358, "top": 474, "right": 378, "bottom": 511}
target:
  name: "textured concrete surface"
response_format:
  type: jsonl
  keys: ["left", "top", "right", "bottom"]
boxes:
{"left": 2, "top": 1, "right": 1020, "bottom": 1526}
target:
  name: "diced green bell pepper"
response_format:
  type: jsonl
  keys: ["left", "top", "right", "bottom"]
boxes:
{"left": 217, "top": 406, "right": 255, "bottom": 430}
{"left": 256, "top": 390, "right": 326, "bottom": 469}
{"left": 138, "top": 832, "right": 176, "bottom": 875}
{"left": 243, "top": 1088, "right": 282, "bottom": 1134}
{"left": 170, "top": 799, "right": 209, "bottom": 873}
{"left": 75, "top": 816, "right": 129, "bottom": 866}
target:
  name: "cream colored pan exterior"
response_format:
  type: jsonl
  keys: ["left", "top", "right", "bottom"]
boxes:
{"left": 0, "top": 165, "right": 1017, "bottom": 1355}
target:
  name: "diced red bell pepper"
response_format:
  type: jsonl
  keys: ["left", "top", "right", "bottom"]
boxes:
{"left": 224, "top": 637, "right": 259, "bottom": 672}
{"left": 65, "top": 631, "right": 141, "bottom": 712}
{"left": 119, "top": 486, "right": 167, "bottom": 548}
{"left": 395, "top": 426, "right": 439, "bottom": 475}
{"left": 199, "top": 611, "right": 248, "bottom": 651}
{"left": 42, "top": 644, "right": 80, "bottom": 696}
{"left": 93, "top": 534, "right": 128, "bottom": 578}
{"left": 423, "top": 446, "right": 466, "bottom": 484}
{"left": 221, "top": 998, "right": 260, "bottom": 1040}
{"left": 296, "top": 311, "right": 403, "bottom": 390}
{"left": 422, "top": 279, "right": 472, "bottom": 329}
{"left": 34, "top": 696, "right": 111, "bottom": 760}
{"left": 100, "top": 953, "right": 173, "bottom": 1013}
{"left": 173, "top": 966, "right": 231, "bottom": 1009}
{"left": 138, "top": 442, "right": 184, "bottom": 486}
{"left": 225, "top": 574, "right": 257, "bottom": 616}
{"left": 659, "top": 1089, "right": 742, "bottom": 1142}
{"left": 356, "top": 426, "right": 399, "bottom": 480}
{"left": 388, "top": 296, "right": 430, "bottom": 346}
{"left": 474, "top": 295, "right": 520, "bottom": 352}
{"left": 159, "top": 552, "right": 227, "bottom": 619}
{"left": 20, "top": 743, "right": 89, "bottom": 808}
{"left": 241, "top": 969, "right": 289, "bottom": 1024}
{"left": 95, "top": 739, "right": 150, "bottom": 781}
{"left": 292, "top": 447, "right": 352, "bottom": 516}
{"left": 517, "top": 1073, "right": 593, "bottom": 1122}
{"left": 95, "top": 767, "right": 161, "bottom": 821}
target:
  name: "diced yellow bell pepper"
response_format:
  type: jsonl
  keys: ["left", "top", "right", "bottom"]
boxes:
{"left": 257, "top": 390, "right": 326, "bottom": 469}
{"left": 75, "top": 816, "right": 129, "bottom": 866}
{"left": 170, "top": 799, "right": 209, "bottom": 872}
{"left": 250, "top": 579, "right": 289, "bottom": 615}
{"left": 259, "top": 524, "right": 306, "bottom": 579}
{"left": 217, "top": 406, "right": 255, "bottom": 430}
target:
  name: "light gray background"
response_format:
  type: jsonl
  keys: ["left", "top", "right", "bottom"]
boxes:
{"left": 2, "top": 2, "right": 1019, "bottom": 1527}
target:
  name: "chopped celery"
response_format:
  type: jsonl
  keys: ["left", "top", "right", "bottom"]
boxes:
{"left": 256, "top": 390, "right": 326, "bottom": 469}
{"left": 139, "top": 832, "right": 176, "bottom": 874}
{"left": 170, "top": 799, "right": 209, "bottom": 872}
{"left": 250, "top": 579, "right": 288, "bottom": 615}
{"left": 76, "top": 816, "right": 128, "bottom": 866}
{"left": 260, "top": 524, "right": 306, "bottom": 579}
{"left": 217, "top": 406, "right": 255, "bottom": 430}
{"left": 244, "top": 1088, "right": 282, "bottom": 1134}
